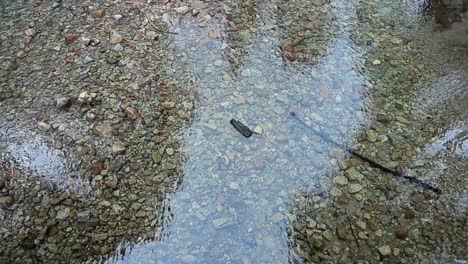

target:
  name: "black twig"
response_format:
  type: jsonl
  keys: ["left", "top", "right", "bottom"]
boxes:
{"left": 289, "top": 112, "right": 442, "bottom": 194}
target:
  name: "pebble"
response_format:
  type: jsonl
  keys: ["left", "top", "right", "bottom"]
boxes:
{"left": 395, "top": 229, "right": 408, "bottom": 239}
{"left": 162, "top": 101, "right": 175, "bottom": 109}
{"left": 378, "top": 245, "right": 392, "bottom": 256}
{"left": 112, "top": 143, "right": 126, "bottom": 154}
{"left": 38, "top": 121, "right": 51, "bottom": 131}
{"left": 125, "top": 106, "right": 140, "bottom": 120}
{"left": 372, "top": 59, "right": 381, "bottom": 65}
{"left": 228, "top": 182, "right": 239, "bottom": 190}
{"left": 110, "top": 31, "right": 123, "bottom": 45}
{"left": 349, "top": 183, "right": 363, "bottom": 193}
{"left": 391, "top": 37, "right": 403, "bottom": 45}
{"left": 56, "top": 207, "right": 70, "bottom": 220}
{"left": 0, "top": 196, "right": 14, "bottom": 208}
{"left": 334, "top": 176, "right": 348, "bottom": 186}
{"left": 253, "top": 126, "right": 263, "bottom": 135}
{"left": 25, "top": 28, "right": 37, "bottom": 37}
{"left": 91, "top": 9, "right": 105, "bottom": 19}
{"left": 78, "top": 91, "right": 92, "bottom": 103}
{"left": 166, "top": 148, "right": 174, "bottom": 155}
{"left": 175, "top": 6, "right": 189, "bottom": 15}
{"left": 56, "top": 96, "right": 70, "bottom": 109}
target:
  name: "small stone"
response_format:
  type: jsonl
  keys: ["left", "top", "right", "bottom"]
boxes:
{"left": 113, "top": 14, "right": 123, "bottom": 20}
{"left": 56, "top": 207, "right": 70, "bottom": 220}
{"left": 83, "top": 56, "right": 94, "bottom": 64}
{"left": 109, "top": 31, "right": 123, "bottom": 45}
{"left": 106, "top": 52, "right": 120, "bottom": 64}
{"left": 228, "top": 182, "right": 239, "bottom": 190}
{"left": 78, "top": 91, "right": 92, "bottom": 103}
{"left": 56, "top": 96, "right": 70, "bottom": 109}
{"left": 395, "top": 229, "right": 408, "bottom": 240}
{"left": 378, "top": 245, "right": 392, "bottom": 256}
{"left": 91, "top": 161, "right": 104, "bottom": 175}
{"left": 367, "top": 130, "right": 377, "bottom": 142}
{"left": 349, "top": 183, "right": 363, "bottom": 193}
{"left": 345, "top": 168, "right": 364, "bottom": 181}
{"left": 91, "top": 9, "right": 105, "bottom": 19}
{"left": 132, "top": 1, "right": 144, "bottom": 9}
{"left": 25, "top": 28, "right": 37, "bottom": 37}
{"left": 155, "top": 136, "right": 167, "bottom": 144}
{"left": 0, "top": 196, "right": 14, "bottom": 208}
{"left": 162, "top": 101, "right": 175, "bottom": 109}
{"left": 81, "top": 37, "right": 91, "bottom": 46}
{"left": 125, "top": 107, "right": 140, "bottom": 120}
{"left": 391, "top": 37, "right": 403, "bottom": 45}
{"left": 65, "top": 34, "right": 79, "bottom": 45}
{"left": 192, "top": 9, "right": 200, "bottom": 16}
{"left": 372, "top": 59, "right": 381, "bottom": 65}
{"left": 334, "top": 176, "right": 348, "bottom": 186}
{"left": 166, "top": 148, "right": 174, "bottom": 155}
{"left": 105, "top": 180, "right": 118, "bottom": 189}
{"left": 404, "top": 209, "right": 415, "bottom": 219}
{"left": 175, "top": 6, "right": 189, "bottom": 15}
{"left": 330, "top": 187, "right": 342, "bottom": 197}
{"left": 253, "top": 126, "right": 263, "bottom": 135}
{"left": 212, "top": 217, "right": 232, "bottom": 228}
{"left": 38, "top": 121, "right": 51, "bottom": 131}
{"left": 112, "top": 143, "right": 126, "bottom": 154}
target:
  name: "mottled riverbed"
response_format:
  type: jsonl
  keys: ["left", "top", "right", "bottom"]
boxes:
{"left": 1, "top": 0, "right": 467, "bottom": 263}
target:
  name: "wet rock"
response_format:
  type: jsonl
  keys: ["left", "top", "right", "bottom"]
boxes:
{"left": 132, "top": 1, "right": 144, "bottom": 9}
{"left": 391, "top": 37, "right": 403, "bottom": 45}
{"left": 105, "top": 180, "right": 118, "bottom": 189}
{"left": 175, "top": 6, "right": 190, "bottom": 15}
{"left": 0, "top": 196, "right": 14, "bottom": 208}
{"left": 395, "top": 229, "right": 408, "bottom": 240}
{"left": 56, "top": 96, "right": 70, "bottom": 109}
{"left": 253, "top": 126, "right": 263, "bottom": 135}
{"left": 349, "top": 183, "right": 363, "bottom": 193}
{"left": 65, "top": 34, "right": 79, "bottom": 45}
{"left": 345, "top": 168, "right": 364, "bottom": 181}
{"left": 56, "top": 207, "right": 70, "bottom": 220}
{"left": 162, "top": 101, "right": 175, "bottom": 109}
{"left": 91, "top": 9, "right": 106, "bottom": 19}
{"left": 106, "top": 52, "right": 120, "bottom": 64}
{"left": 110, "top": 31, "right": 123, "bottom": 45}
{"left": 38, "top": 121, "right": 51, "bottom": 131}
{"left": 25, "top": 28, "right": 37, "bottom": 37}
{"left": 334, "top": 176, "right": 348, "bottom": 186}
{"left": 155, "top": 136, "right": 167, "bottom": 144}
{"left": 95, "top": 123, "right": 113, "bottom": 137}
{"left": 91, "top": 160, "right": 104, "bottom": 175}
{"left": 125, "top": 106, "right": 140, "bottom": 120}
{"left": 112, "top": 143, "right": 126, "bottom": 154}
{"left": 378, "top": 245, "right": 392, "bottom": 256}
{"left": 78, "top": 91, "right": 92, "bottom": 103}
{"left": 166, "top": 148, "right": 174, "bottom": 155}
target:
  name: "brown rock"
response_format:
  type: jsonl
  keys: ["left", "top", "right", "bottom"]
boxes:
{"left": 132, "top": 1, "right": 145, "bottom": 9}
{"left": 109, "top": 31, "right": 123, "bottom": 45}
{"left": 105, "top": 180, "right": 117, "bottom": 189}
{"left": 91, "top": 9, "right": 105, "bottom": 19}
{"left": 155, "top": 136, "right": 167, "bottom": 144}
{"left": 91, "top": 160, "right": 104, "bottom": 175}
{"left": 395, "top": 229, "right": 408, "bottom": 240}
{"left": 65, "top": 34, "right": 79, "bottom": 45}
{"left": 281, "top": 40, "right": 295, "bottom": 52}
{"left": 0, "top": 196, "right": 14, "bottom": 208}
{"left": 125, "top": 106, "right": 140, "bottom": 120}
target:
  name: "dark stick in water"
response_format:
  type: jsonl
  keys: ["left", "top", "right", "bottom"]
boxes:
{"left": 289, "top": 112, "right": 442, "bottom": 194}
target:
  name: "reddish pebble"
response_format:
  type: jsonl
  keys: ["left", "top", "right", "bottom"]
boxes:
{"left": 125, "top": 106, "right": 140, "bottom": 120}
{"left": 91, "top": 9, "right": 105, "bottom": 19}
{"left": 105, "top": 180, "right": 117, "bottom": 189}
{"left": 395, "top": 229, "right": 408, "bottom": 240}
{"left": 65, "top": 34, "right": 79, "bottom": 45}
{"left": 91, "top": 160, "right": 104, "bottom": 175}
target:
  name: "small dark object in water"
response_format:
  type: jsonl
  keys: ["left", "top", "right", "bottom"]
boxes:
{"left": 230, "top": 119, "right": 253, "bottom": 138}
{"left": 289, "top": 112, "right": 442, "bottom": 194}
